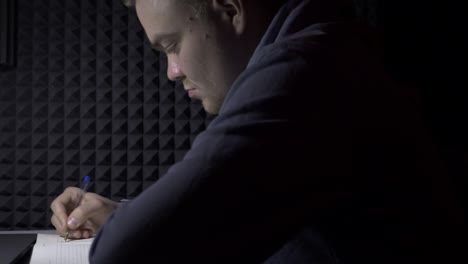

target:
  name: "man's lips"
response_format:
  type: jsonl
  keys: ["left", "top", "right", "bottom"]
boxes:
{"left": 185, "top": 87, "right": 197, "bottom": 98}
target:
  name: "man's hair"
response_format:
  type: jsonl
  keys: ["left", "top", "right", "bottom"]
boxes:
{"left": 120, "top": 0, "right": 207, "bottom": 16}
{"left": 120, "top": 0, "right": 205, "bottom": 8}
{"left": 120, "top": 0, "right": 288, "bottom": 19}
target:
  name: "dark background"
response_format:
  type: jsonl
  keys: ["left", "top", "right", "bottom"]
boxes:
{"left": 0, "top": 0, "right": 465, "bottom": 230}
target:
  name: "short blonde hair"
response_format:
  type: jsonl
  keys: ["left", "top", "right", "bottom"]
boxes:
{"left": 120, "top": 0, "right": 207, "bottom": 17}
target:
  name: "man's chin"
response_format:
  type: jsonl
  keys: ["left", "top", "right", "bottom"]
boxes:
{"left": 202, "top": 100, "right": 221, "bottom": 115}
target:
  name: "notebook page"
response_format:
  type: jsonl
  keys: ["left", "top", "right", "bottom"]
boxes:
{"left": 30, "top": 233, "right": 94, "bottom": 264}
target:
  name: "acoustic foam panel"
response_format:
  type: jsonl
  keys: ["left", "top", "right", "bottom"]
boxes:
{"left": 0, "top": 0, "right": 212, "bottom": 230}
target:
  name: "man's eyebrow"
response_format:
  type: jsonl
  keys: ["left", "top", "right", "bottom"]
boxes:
{"left": 151, "top": 44, "right": 164, "bottom": 52}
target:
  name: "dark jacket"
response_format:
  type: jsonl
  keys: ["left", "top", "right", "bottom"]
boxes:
{"left": 90, "top": 0, "right": 463, "bottom": 263}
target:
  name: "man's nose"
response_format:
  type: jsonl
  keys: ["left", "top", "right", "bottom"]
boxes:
{"left": 167, "top": 56, "right": 184, "bottom": 81}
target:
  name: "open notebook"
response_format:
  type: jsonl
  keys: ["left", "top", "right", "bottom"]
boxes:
{"left": 30, "top": 233, "right": 94, "bottom": 264}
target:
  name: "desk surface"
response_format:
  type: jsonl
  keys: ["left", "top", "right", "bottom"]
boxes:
{"left": 0, "top": 230, "right": 57, "bottom": 264}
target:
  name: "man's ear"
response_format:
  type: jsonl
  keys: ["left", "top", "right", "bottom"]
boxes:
{"left": 211, "top": 0, "right": 245, "bottom": 35}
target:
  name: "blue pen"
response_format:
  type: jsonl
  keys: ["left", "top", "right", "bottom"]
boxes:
{"left": 64, "top": 175, "right": 91, "bottom": 241}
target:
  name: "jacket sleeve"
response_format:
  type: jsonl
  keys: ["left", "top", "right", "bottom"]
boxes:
{"left": 88, "top": 48, "right": 344, "bottom": 263}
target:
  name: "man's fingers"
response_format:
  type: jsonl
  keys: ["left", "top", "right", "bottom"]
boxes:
{"left": 50, "top": 187, "right": 86, "bottom": 238}
{"left": 82, "top": 230, "right": 91, "bottom": 239}
{"left": 68, "top": 228, "right": 94, "bottom": 239}
{"left": 51, "top": 214, "right": 67, "bottom": 236}
{"left": 52, "top": 190, "right": 114, "bottom": 240}
{"left": 67, "top": 203, "right": 90, "bottom": 230}
{"left": 66, "top": 193, "right": 102, "bottom": 230}
{"left": 50, "top": 200, "right": 69, "bottom": 229}
{"left": 50, "top": 188, "right": 106, "bottom": 240}
{"left": 50, "top": 187, "right": 81, "bottom": 227}
{"left": 69, "top": 230, "right": 82, "bottom": 239}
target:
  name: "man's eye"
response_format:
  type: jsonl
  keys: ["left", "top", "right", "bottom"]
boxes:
{"left": 163, "top": 42, "right": 177, "bottom": 53}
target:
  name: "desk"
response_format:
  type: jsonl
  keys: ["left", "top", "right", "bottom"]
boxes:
{"left": 0, "top": 230, "right": 55, "bottom": 264}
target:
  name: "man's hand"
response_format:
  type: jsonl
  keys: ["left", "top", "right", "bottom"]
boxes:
{"left": 50, "top": 187, "right": 119, "bottom": 239}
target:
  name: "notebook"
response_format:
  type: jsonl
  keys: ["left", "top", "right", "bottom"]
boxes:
{"left": 30, "top": 233, "right": 94, "bottom": 264}
{"left": 0, "top": 233, "right": 37, "bottom": 264}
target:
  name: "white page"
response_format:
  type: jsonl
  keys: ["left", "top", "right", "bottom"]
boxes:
{"left": 30, "top": 233, "right": 94, "bottom": 264}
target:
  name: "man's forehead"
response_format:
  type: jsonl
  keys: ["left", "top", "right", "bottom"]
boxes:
{"left": 135, "top": 0, "right": 190, "bottom": 43}
{"left": 136, "top": 0, "right": 172, "bottom": 11}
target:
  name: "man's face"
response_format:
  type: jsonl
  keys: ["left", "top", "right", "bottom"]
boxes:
{"left": 135, "top": 0, "right": 247, "bottom": 114}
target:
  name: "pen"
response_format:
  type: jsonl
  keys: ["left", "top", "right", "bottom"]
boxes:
{"left": 64, "top": 175, "right": 91, "bottom": 242}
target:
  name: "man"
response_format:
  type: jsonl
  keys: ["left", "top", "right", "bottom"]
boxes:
{"left": 50, "top": 0, "right": 463, "bottom": 263}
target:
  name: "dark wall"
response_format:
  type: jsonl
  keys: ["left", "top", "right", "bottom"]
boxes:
{"left": 0, "top": 0, "right": 16, "bottom": 67}
{"left": 0, "top": 0, "right": 211, "bottom": 230}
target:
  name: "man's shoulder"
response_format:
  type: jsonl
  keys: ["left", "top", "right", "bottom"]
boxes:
{"left": 225, "top": 21, "right": 377, "bottom": 100}
{"left": 220, "top": 44, "right": 313, "bottom": 115}
{"left": 249, "top": 22, "right": 332, "bottom": 68}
